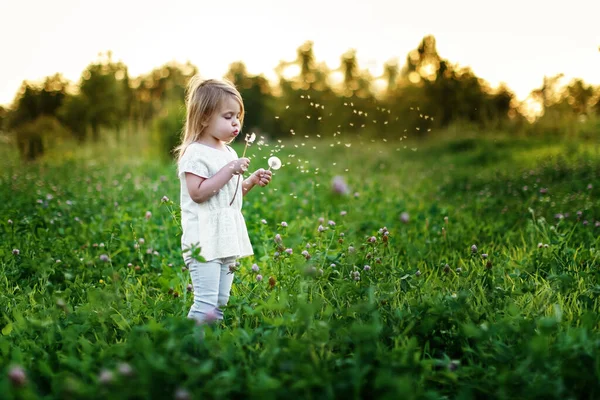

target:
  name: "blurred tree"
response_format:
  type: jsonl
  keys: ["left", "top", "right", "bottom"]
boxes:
{"left": 564, "top": 79, "right": 595, "bottom": 116}
{"left": 78, "top": 52, "right": 130, "bottom": 141}
{"left": 7, "top": 74, "right": 69, "bottom": 129}
{"left": 273, "top": 41, "right": 337, "bottom": 137}
{"left": 15, "top": 116, "right": 69, "bottom": 161}
{"left": 382, "top": 59, "right": 399, "bottom": 95}
{"left": 58, "top": 93, "right": 89, "bottom": 142}
{"left": 225, "top": 61, "right": 274, "bottom": 134}
{"left": 130, "top": 61, "right": 197, "bottom": 123}
{"left": 0, "top": 105, "right": 5, "bottom": 131}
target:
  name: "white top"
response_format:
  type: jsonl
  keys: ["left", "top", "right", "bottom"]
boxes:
{"left": 178, "top": 142, "right": 253, "bottom": 263}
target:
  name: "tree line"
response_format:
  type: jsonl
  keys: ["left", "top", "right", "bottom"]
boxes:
{"left": 1, "top": 36, "right": 598, "bottom": 161}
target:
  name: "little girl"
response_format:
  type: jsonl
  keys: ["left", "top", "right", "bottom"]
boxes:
{"left": 175, "top": 77, "right": 272, "bottom": 323}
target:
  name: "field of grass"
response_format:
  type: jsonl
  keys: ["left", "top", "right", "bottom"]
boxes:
{"left": 1, "top": 131, "right": 600, "bottom": 399}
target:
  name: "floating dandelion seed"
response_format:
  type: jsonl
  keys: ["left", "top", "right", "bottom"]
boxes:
{"left": 268, "top": 156, "right": 282, "bottom": 171}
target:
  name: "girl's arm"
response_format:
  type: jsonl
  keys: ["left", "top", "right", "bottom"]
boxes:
{"left": 186, "top": 158, "right": 250, "bottom": 203}
{"left": 242, "top": 168, "right": 272, "bottom": 196}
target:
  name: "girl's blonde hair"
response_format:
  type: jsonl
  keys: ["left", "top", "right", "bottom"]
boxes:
{"left": 174, "top": 77, "right": 244, "bottom": 161}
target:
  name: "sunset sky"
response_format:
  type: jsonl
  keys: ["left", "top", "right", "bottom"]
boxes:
{"left": 1, "top": 0, "right": 598, "bottom": 107}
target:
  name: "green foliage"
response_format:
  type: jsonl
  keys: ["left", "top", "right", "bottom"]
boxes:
{"left": 150, "top": 102, "right": 185, "bottom": 161}
{"left": 1, "top": 131, "right": 599, "bottom": 399}
{"left": 14, "top": 115, "right": 70, "bottom": 161}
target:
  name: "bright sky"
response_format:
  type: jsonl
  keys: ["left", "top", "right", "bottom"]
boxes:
{"left": 1, "top": 0, "right": 599, "bottom": 107}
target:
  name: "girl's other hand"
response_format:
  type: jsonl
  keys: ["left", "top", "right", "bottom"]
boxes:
{"left": 230, "top": 158, "right": 250, "bottom": 175}
{"left": 250, "top": 168, "right": 272, "bottom": 187}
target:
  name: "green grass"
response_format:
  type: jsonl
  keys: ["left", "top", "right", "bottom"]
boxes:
{"left": 1, "top": 130, "right": 600, "bottom": 399}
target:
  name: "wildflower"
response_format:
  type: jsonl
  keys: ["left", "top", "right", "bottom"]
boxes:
{"left": 543, "top": 244, "right": 549, "bottom": 248}
{"left": 332, "top": 176, "right": 350, "bottom": 195}
{"left": 228, "top": 264, "right": 238, "bottom": 273}
{"left": 318, "top": 269, "right": 324, "bottom": 275}
{"left": 471, "top": 245, "right": 478, "bottom": 253}
{"left": 443, "top": 264, "right": 450, "bottom": 273}
{"left": 175, "top": 388, "right": 192, "bottom": 400}
{"left": 577, "top": 210, "right": 583, "bottom": 218}
{"left": 367, "top": 236, "right": 376, "bottom": 243}
{"left": 554, "top": 213, "right": 564, "bottom": 219}
{"left": 301, "top": 250, "right": 311, "bottom": 260}
{"left": 340, "top": 210, "right": 347, "bottom": 216}
{"left": 285, "top": 248, "right": 293, "bottom": 255}
{"left": 268, "top": 276, "right": 276, "bottom": 288}
{"left": 354, "top": 192, "right": 360, "bottom": 198}
{"left": 274, "top": 251, "right": 280, "bottom": 258}
{"left": 145, "top": 211, "right": 152, "bottom": 220}
{"left": 444, "top": 216, "right": 449, "bottom": 223}
{"left": 583, "top": 220, "right": 588, "bottom": 226}
{"left": 117, "top": 363, "right": 134, "bottom": 377}
{"left": 318, "top": 225, "right": 325, "bottom": 232}
{"left": 98, "top": 369, "right": 114, "bottom": 385}
{"left": 485, "top": 261, "right": 493, "bottom": 270}
{"left": 481, "top": 253, "right": 488, "bottom": 259}
{"left": 12, "top": 249, "right": 20, "bottom": 255}
{"left": 539, "top": 188, "right": 548, "bottom": 194}
{"left": 587, "top": 184, "right": 593, "bottom": 190}
{"left": 56, "top": 259, "right": 61, "bottom": 263}
{"left": 328, "top": 220, "right": 336, "bottom": 226}
{"left": 415, "top": 270, "right": 421, "bottom": 277}
{"left": 538, "top": 243, "right": 543, "bottom": 248}
{"left": 7, "top": 219, "right": 13, "bottom": 224}
{"left": 187, "top": 284, "right": 193, "bottom": 292}
{"left": 318, "top": 217, "right": 325, "bottom": 223}
{"left": 256, "top": 274, "right": 263, "bottom": 282}
{"left": 281, "top": 221, "right": 288, "bottom": 228}
{"left": 251, "top": 264, "right": 260, "bottom": 272}
{"left": 352, "top": 271, "right": 361, "bottom": 281}
{"left": 363, "top": 265, "right": 371, "bottom": 271}
{"left": 203, "top": 308, "right": 218, "bottom": 324}
{"left": 8, "top": 365, "right": 26, "bottom": 387}
{"left": 523, "top": 186, "right": 528, "bottom": 191}
{"left": 448, "top": 361, "right": 459, "bottom": 372}
{"left": 348, "top": 246, "right": 355, "bottom": 254}
{"left": 161, "top": 196, "right": 169, "bottom": 203}
{"left": 274, "top": 234, "right": 282, "bottom": 243}
{"left": 99, "top": 254, "right": 110, "bottom": 262}
{"left": 456, "top": 267, "right": 462, "bottom": 273}
{"left": 261, "top": 219, "right": 267, "bottom": 224}
{"left": 175, "top": 388, "right": 191, "bottom": 400}
{"left": 595, "top": 221, "right": 600, "bottom": 227}
{"left": 400, "top": 212, "right": 410, "bottom": 224}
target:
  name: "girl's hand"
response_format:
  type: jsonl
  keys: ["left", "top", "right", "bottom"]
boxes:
{"left": 230, "top": 158, "right": 250, "bottom": 175}
{"left": 250, "top": 168, "right": 272, "bottom": 187}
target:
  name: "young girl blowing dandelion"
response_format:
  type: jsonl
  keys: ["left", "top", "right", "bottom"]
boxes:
{"left": 175, "top": 77, "right": 272, "bottom": 324}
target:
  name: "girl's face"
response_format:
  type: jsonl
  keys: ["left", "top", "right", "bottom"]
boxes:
{"left": 203, "top": 96, "right": 242, "bottom": 145}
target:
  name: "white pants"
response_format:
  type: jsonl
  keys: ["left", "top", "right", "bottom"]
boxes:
{"left": 187, "top": 256, "right": 236, "bottom": 323}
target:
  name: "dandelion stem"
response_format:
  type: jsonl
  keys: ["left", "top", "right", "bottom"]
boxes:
{"left": 229, "top": 142, "right": 250, "bottom": 206}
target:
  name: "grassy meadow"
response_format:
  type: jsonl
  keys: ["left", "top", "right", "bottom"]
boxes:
{"left": 1, "top": 129, "right": 600, "bottom": 399}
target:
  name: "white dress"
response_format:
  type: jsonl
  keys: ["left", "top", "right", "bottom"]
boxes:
{"left": 178, "top": 142, "right": 254, "bottom": 263}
